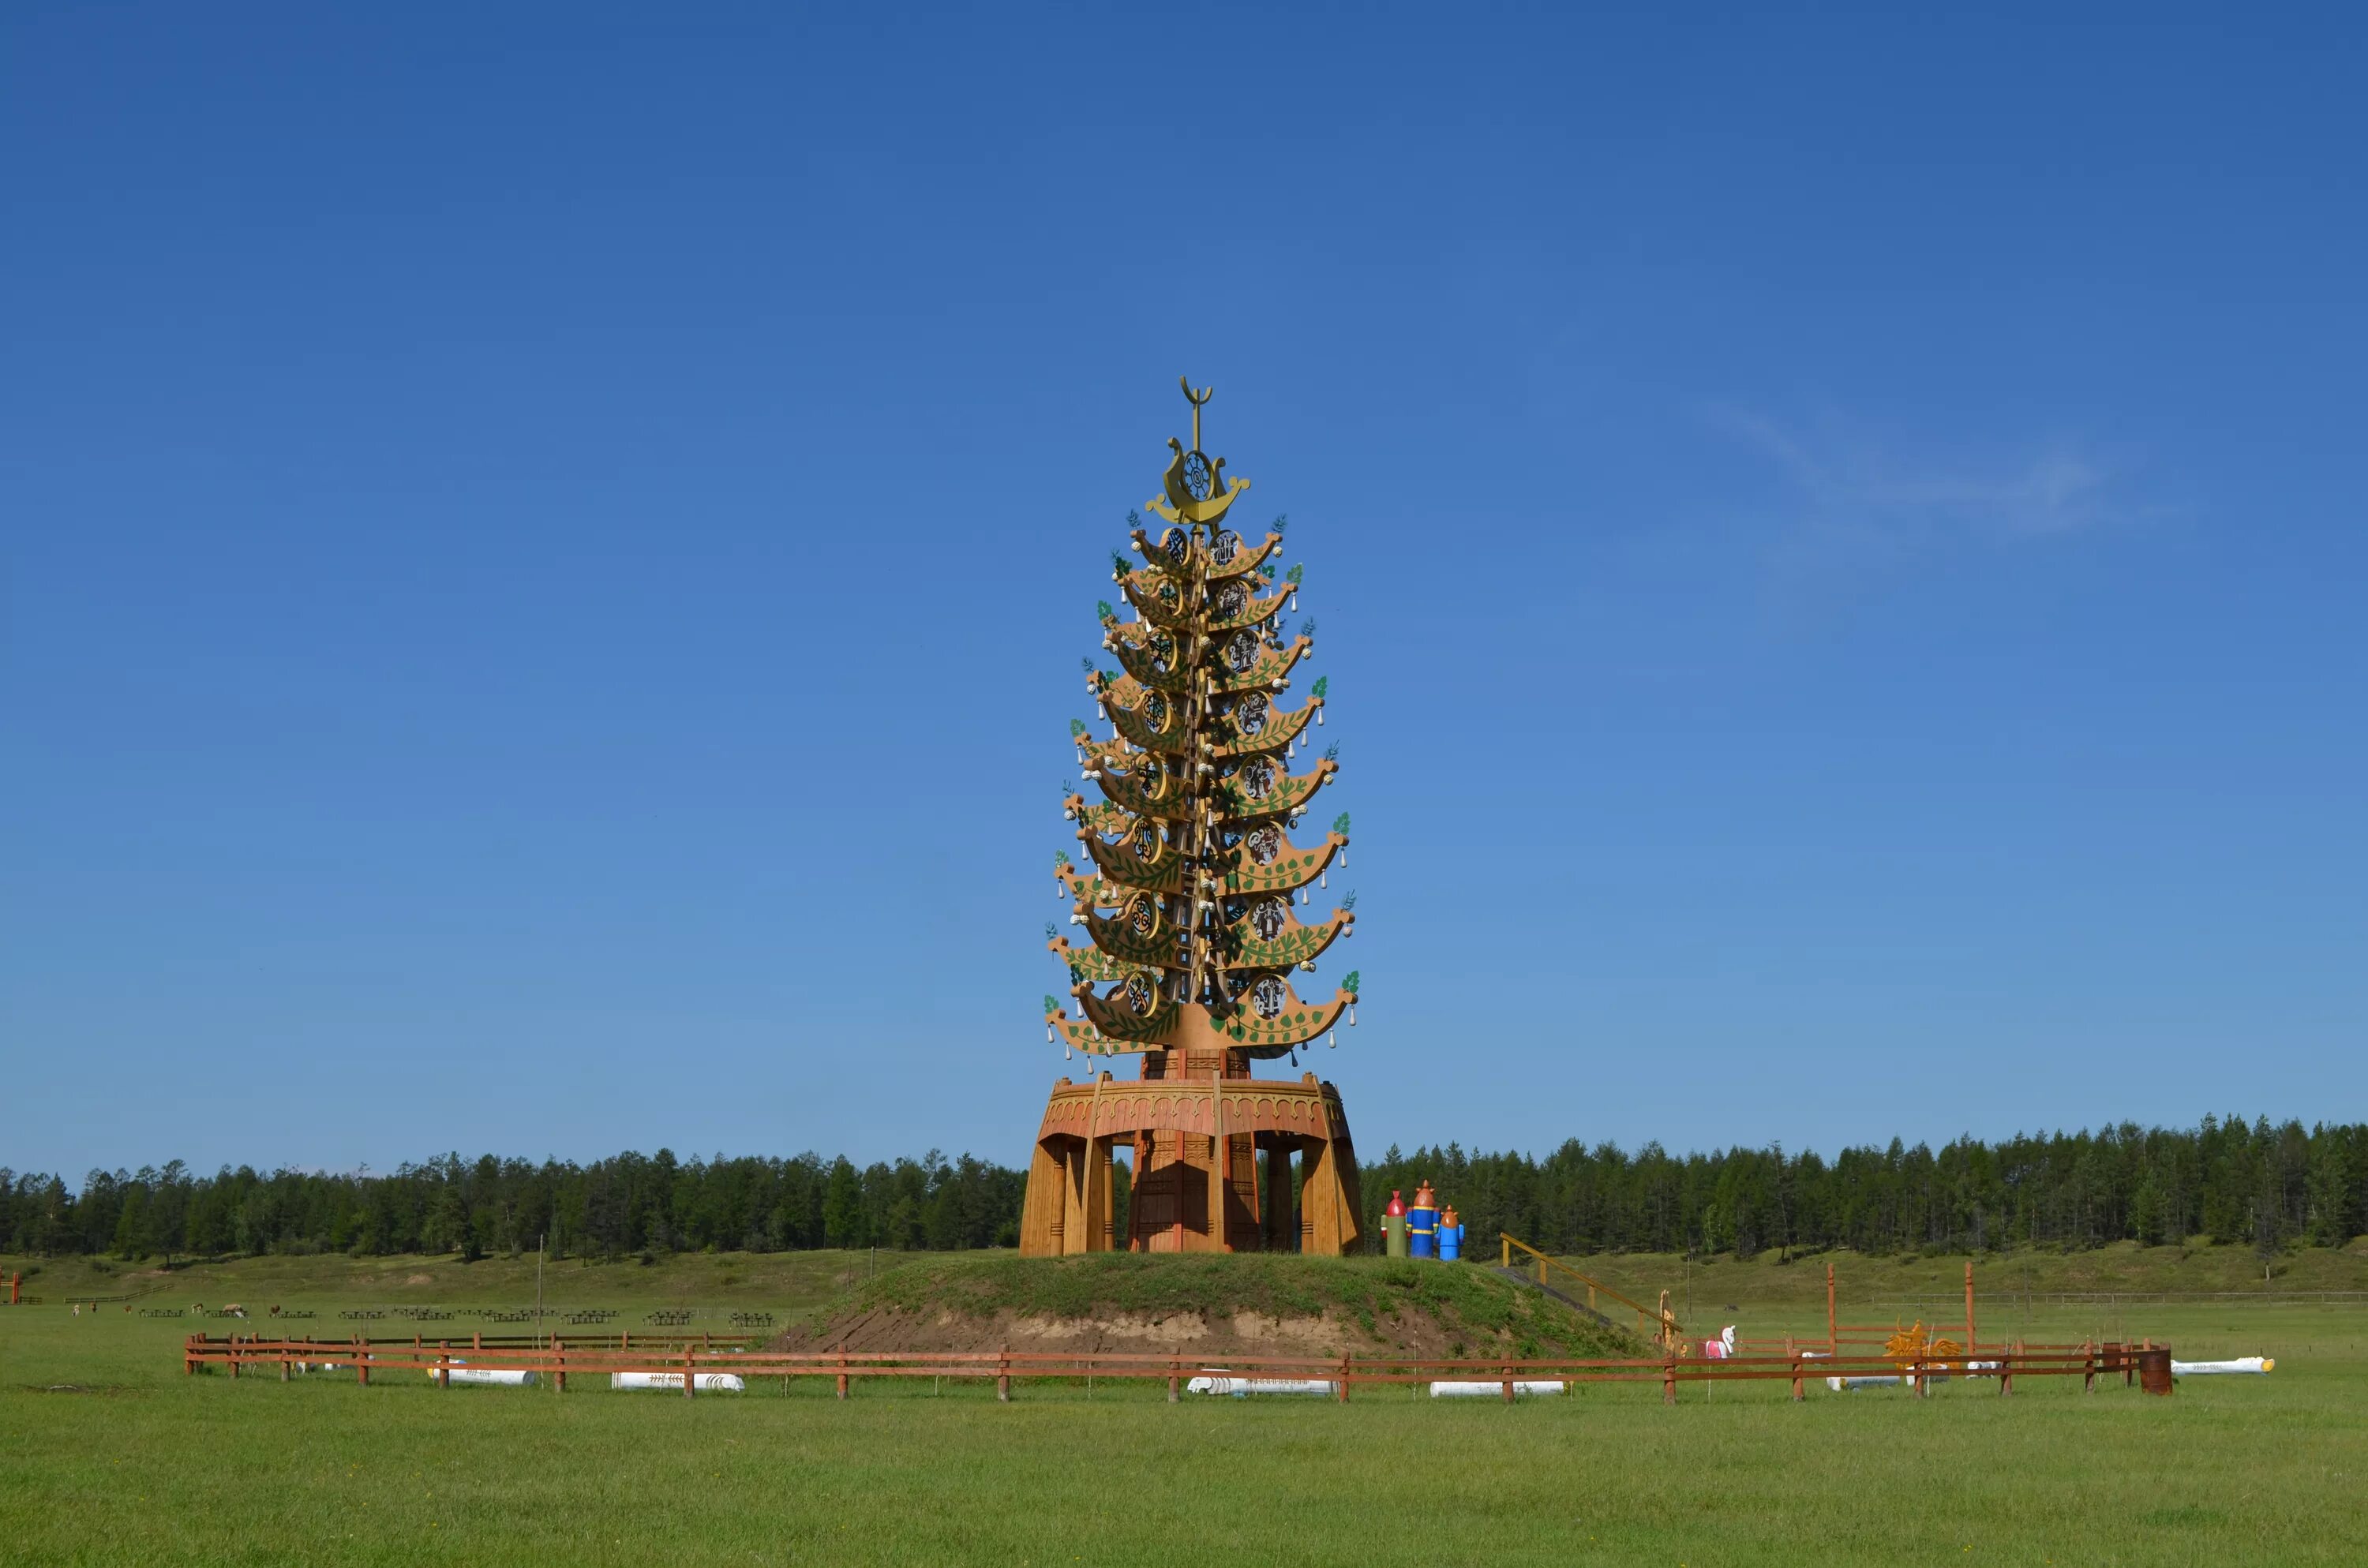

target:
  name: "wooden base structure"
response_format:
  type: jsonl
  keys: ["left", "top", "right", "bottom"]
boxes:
{"left": 1020, "top": 1063, "right": 1362, "bottom": 1256}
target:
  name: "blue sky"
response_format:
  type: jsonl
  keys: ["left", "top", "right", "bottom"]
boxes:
{"left": 6, "top": 4, "right": 2362, "bottom": 1180}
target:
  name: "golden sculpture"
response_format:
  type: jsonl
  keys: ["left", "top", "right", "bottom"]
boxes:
{"left": 1019, "top": 381, "right": 1365, "bottom": 1255}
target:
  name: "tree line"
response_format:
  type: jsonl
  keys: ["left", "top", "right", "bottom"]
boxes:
{"left": 0, "top": 1150, "right": 1025, "bottom": 1263}
{"left": 1357, "top": 1114, "right": 2366, "bottom": 1260}
{"left": 3, "top": 1115, "right": 2361, "bottom": 1262}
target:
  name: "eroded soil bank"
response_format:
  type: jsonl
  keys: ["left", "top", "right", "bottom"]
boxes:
{"left": 775, "top": 1252, "right": 1639, "bottom": 1360}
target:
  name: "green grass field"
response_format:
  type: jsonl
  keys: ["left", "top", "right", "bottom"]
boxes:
{"left": 5, "top": 1246, "right": 2363, "bottom": 1566}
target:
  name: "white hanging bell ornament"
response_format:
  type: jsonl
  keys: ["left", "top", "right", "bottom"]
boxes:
{"left": 1319, "top": 869, "right": 1327, "bottom": 889}
{"left": 1348, "top": 1002, "right": 1358, "bottom": 1027}
{"left": 1316, "top": 705, "right": 1325, "bottom": 726}
{"left": 1328, "top": 1030, "right": 1338, "bottom": 1048}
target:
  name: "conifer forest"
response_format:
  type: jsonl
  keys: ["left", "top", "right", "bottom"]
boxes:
{"left": 5, "top": 1115, "right": 2360, "bottom": 1261}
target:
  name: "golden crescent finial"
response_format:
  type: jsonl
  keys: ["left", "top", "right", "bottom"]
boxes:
{"left": 1179, "top": 376, "right": 1213, "bottom": 451}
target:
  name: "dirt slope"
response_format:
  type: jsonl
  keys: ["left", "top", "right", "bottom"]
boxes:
{"left": 777, "top": 1252, "right": 1642, "bottom": 1360}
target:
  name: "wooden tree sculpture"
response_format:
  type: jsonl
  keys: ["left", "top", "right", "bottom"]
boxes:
{"left": 1017, "top": 380, "right": 1366, "bottom": 1256}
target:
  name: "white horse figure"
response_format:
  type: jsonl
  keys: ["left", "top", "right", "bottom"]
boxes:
{"left": 1699, "top": 1325, "right": 1737, "bottom": 1360}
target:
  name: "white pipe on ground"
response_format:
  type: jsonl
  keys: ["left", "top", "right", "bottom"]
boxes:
{"left": 2171, "top": 1357, "right": 2272, "bottom": 1375}
{"left": 1428, "top": 1381, "right": 1566, "bottom": 1398}
{"left": 1185, "top": 1375, "right": 1335, "bottom": 1397}
{"left": 1826, "top": 1375, "right": 1904, "bottom": 1390}
{"left": 609, "top": 1372, "right": 747, "bottom": 1392}
{"left": 428, "top": 1367, "right": 539, "bottom": 1387}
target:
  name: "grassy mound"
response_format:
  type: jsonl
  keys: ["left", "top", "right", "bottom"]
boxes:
{"left": 789, "top": 1252, "right": 1643, "bottom": 1359}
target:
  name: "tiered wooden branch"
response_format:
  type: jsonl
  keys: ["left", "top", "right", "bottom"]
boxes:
{"left": 1043, "top": 441, "right": 1362, "bottom": 1061}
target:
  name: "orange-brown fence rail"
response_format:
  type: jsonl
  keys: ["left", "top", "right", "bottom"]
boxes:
{"left": 1499, "top": 1233, "right": 1684, "bottom": 1349}
{"left": 182, "top": 1334, "right": 2174, "bottom": 1401}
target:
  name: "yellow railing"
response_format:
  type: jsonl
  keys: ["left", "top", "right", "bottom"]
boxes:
{"left": 1500, "top": 1233, "right": 1684, "bottom": 1350}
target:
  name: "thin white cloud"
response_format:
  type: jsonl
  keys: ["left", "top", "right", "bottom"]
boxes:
{"left": 1712, "top": 408, "right": 2127, "bottom": 541}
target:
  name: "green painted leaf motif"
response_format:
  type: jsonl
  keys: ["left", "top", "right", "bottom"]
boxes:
{"left": 1043, "top": 994, "right": 1061, "bottom": 1014}
{"left": 1342, "top": 970, "right": 1361, "bottom": 996}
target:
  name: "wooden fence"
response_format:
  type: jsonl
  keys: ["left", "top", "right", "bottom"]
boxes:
{"left": 182, "top": 1332, "right": 2172, "bottom": 1401}
{"left": 1500, "top": 1233, "right": 1683, "bottom": 1349}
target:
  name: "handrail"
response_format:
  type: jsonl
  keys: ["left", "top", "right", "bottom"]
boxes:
{"left": 1499, "top": 1233, "right": 1683, "bottom": 1348}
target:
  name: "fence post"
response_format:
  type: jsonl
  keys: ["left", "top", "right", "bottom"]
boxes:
{"left": 2127, "top": 1338, "right": 2142, "bottom": 1388}
{"left": 2083, "top": 1339, "right": 2096, "bottom": 1394}
{"left": 553, "top": 1334, "right": 566, "bottom": 1394}
{"left": 438, "top": 1342, "right": 451, "bottom": 1390}
{"left": 1501, "top": 1234, "right": 1511, "bottom": 1268}
{"left": 1167, "top": 1357, "right": 1179, "bottom": 1404}
{"left": 1662, "top": 1351, "right": 1677, "bottom": 1406}
{"left": 1502, "top": 1360, "right": 1515, "bottom": 1404}
{"left": 355, "top": 1334, "right": 369, "bottom": 1387}
{"left": 229, "top": 1335, "right": 240, "bottom": 1380}
{"left": 1786, "top": 1334, "right": 1801, "bottom": 1401}
{"left": 684, "top": 1345, "right": 696, "bottom": 1400}
{"left": 1999, "top": 1343, "right": 2013, "bottom": 1398}
{"left": 997, "top": 1345, "right": 1010, "bottom": 1403}
{"left": 281, "top": 1339, "right": 290, "bottom": 1383}
{"left": 836, "top": 1351, "right": 849, "bottom": 1401}
{"left": 1964, "top": 1259, "right": 1975, "bottom": 1364}
{"left": 1338, "top": 1353, "right": 1351, "bottom": 1402}
{"left": 473, "top": 1330, "right": 481, "bottom": 1352}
